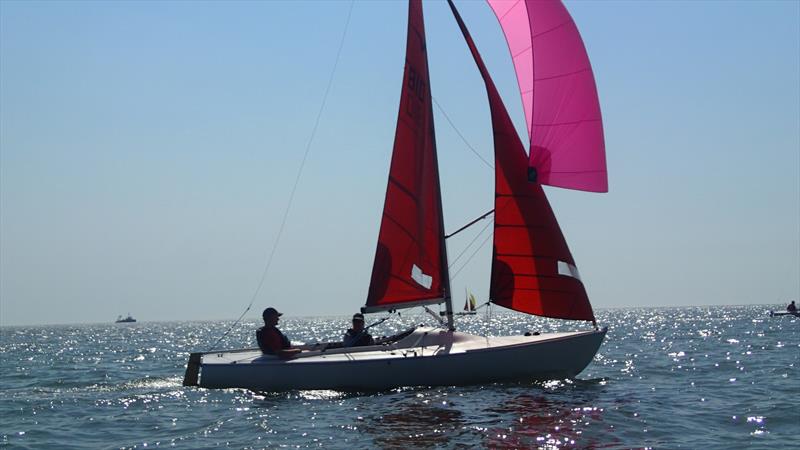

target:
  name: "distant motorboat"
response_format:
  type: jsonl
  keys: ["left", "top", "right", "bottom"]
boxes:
{"left": 115, "top": 314, "right": 136, "bottom": 323}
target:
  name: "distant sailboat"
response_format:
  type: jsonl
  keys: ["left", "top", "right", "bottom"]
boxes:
{"left": 459, "top": 290, "right": 478, "bottom": 315}
{"left": 184, "top": 0, "right": 608, "bottom": 391}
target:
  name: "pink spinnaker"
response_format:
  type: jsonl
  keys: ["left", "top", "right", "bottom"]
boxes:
{"left": 487, "top": 0, "right": 607, "bottom": 193}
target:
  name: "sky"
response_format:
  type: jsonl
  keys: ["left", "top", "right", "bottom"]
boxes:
{"left": 1, "top": 0, "right": 798, "bottom": 327}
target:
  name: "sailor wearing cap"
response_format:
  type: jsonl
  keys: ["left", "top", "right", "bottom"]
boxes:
{"left": 342, "top": 313, "right": 375, "bottom": 347}
{"left": 256, "top": 307, "right": 301, "bottom": 359}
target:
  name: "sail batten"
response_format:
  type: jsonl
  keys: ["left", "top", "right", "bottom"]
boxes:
{"left": 447, "top": 0, "right": 595, "bottom": 322}
{"left": 364, "top": 0, "right": 450, "bottom": 313}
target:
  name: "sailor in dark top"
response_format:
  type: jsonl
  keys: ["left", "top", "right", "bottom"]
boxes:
{"left": 788, "top": 301, "right": 797, "bottom": 312}
{"left": 343, "top": 313, "right": 375, "bottom": 347}
{"left": 257, "top": 307, "right": 300, "bottom": 359}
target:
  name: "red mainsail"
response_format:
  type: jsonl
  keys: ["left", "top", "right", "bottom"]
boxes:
{"left": 364, "top": 0, "right": 449, "bottom": 312}
{"left": 448, "top": 0, "right": 595, "bottom": 321}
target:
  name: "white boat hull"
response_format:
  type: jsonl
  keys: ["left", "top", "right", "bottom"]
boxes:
{"left": 190, "top": 327, "right": 606, "bottom": 391}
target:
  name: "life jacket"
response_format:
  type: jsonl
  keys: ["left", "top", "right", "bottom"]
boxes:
{"left": 257, "top": 326, "right": 290, "bottom": 354}
{"left": 343, "top": 328, "right": 374, "bottom": 347}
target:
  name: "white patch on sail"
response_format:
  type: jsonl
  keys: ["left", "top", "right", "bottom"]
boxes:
{"left": 557, "top": 261, "right": 582, "bottom": 280}
{"left": 411, "top": 264, "right": 433, "bottom": 289}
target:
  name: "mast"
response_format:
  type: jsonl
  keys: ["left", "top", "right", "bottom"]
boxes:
{"left": 440, "top": 194, "right": 455, "bottom": 331}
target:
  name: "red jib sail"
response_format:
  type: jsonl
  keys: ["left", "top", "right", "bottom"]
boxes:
{"left": 487, "top": 0, "right": 607, "bottom": 193}
{"left": 364, "top": 0, "right": 449, "bottom": 312}
{"left": 447, "top": 0, "right": 595, "bottom": 321}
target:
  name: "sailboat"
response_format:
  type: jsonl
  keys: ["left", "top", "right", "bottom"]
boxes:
{"left": 462, "top": 291, "right": 477, "bottom": 315}
{"left": 184, "top": 0, "right": 608, "bottom": 391}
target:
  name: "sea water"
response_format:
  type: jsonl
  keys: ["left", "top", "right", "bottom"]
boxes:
{"left": 1, "top": 305, "right": 798, "bottom": 449}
